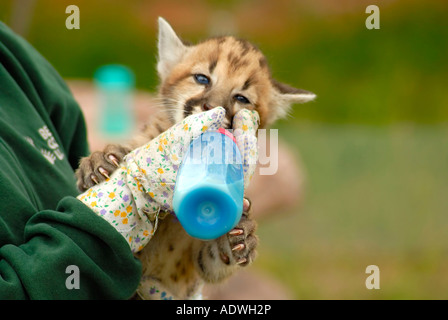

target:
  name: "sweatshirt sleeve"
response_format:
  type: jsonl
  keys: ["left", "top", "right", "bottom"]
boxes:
{"left": 0, "top": 197, "right": 142, "bottom": 299}
{"left": 0, "top": 22, "right": 142, "bottom": 299}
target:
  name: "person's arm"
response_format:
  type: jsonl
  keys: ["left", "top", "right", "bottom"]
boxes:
{"left": 0, "top": 21, "right": 141, "bottom": 299}
{"left": 0, "top": 197, "right": 142, "bottom": 299}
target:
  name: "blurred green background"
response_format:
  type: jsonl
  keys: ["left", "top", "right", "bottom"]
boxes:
{"left": 1, "top": 0, "right": 447, "bottom": 299}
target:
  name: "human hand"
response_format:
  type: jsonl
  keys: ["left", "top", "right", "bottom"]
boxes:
{"left": 78, "top": 107, "right": 259, "bottom": 252}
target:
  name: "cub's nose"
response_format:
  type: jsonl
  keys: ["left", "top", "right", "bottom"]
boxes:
{"left": 202, "top": 103, "right": 213, "bottom": 111}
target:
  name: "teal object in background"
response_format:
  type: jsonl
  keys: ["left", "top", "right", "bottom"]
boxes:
{"left": 94, "top": 64, "right": 135, "bottom": 139}
{"left": 173, "top": 129, "right": 244, "bottom": 240}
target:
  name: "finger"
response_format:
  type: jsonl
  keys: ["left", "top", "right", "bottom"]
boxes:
{"left": 163, "top": 107, "right": 226, "bottom": 162}
{"left": 136, "top": 107, "right": 226, "bottom": 155}
{"left": 232, "top": 109, "right": 260, "bottom": 137}
{"left": 179, "top": 106, "right": 226, "bottom": 143}
{"left": 232, "top": 111, "right": 259, "bottom": 189}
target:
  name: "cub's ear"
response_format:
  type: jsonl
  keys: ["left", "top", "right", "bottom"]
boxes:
{"left": 269, "top": 79, "right": 316, "bottom": 121}
{"left": 157, "top": 17, "right": 188, "bottom": 80}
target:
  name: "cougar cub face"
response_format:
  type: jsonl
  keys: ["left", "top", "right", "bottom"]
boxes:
{"left": 157, "top": 17, "right": 315, "bottom": 128}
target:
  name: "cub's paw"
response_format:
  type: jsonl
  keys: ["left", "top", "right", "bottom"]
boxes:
{"left": 75, "top": 144, "right": 131, "bottom": 191}
{"left": 219, "top": 198, "right": 258, "bottom": 267}
{"left": 194, "top": 198, "right": 258, "bottom": 282}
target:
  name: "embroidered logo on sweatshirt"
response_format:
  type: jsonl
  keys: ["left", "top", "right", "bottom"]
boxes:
{"left": 26, "top": 125, "right": 65, "bottom": 165}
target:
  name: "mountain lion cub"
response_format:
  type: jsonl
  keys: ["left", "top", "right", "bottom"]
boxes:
{"left": 76, "top": 17, "right": 315, "bottom": 299}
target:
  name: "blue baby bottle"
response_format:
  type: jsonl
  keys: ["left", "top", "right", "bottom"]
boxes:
{"left": 172, "top": 128, "right": 244, "bottom": 240}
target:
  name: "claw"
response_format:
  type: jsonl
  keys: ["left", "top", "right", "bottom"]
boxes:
{"left": 90, "top": 174, "right": 99, "bottom": 185}
{"left": 232, "top": 243, "right": 245, "bottom": 251}
{"left": 243, "top": 198, "right": 251, "bottom": 212}
{"left": 98, "top": 167, "right": 110, "bottom": 179}
{"left": 108, "top": 154, "right": 120, "bottom": 167}
{"left": 236, "top": 257, "right": 247, "bottom": 265}
{"left": 229, "top": 228, "right": 243, "bottom": 236}
{"left": 220, "top": 252, "right": 230, "bottom": 265}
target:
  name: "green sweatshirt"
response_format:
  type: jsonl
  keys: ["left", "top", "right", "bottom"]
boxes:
{"left": 0, "top": 22, "right": 141, "bottom": 299}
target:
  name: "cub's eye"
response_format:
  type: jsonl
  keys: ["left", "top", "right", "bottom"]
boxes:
{"left": 234, "top": 94, "right": 250, "bottom": 104}
{"left": 193, "top": 74, "right": 210, "bottom": 85}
